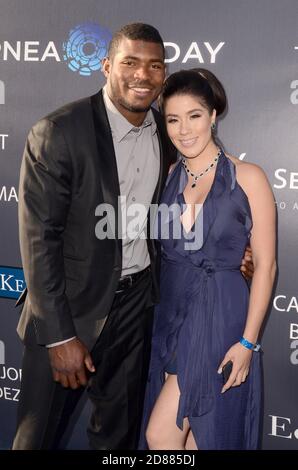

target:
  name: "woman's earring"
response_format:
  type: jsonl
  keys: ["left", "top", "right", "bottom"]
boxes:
{"left": 211, "top": 122, "right": 216, "bottom": 131}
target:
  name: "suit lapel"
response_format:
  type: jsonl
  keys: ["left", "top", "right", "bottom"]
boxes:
{"left": 152, "top": 130, "right": 164, "bottom": 205}
{"left": 91, "top": 90, "right": 121, "bottom": 254}
{"left": 152, "top": 108, "right": 172, "bottom": 204}
{"left": 146, "top": 108, "right": 174, "bottom": 249}
{"left": 90, "top": 93, "right": 174, "bottom": 262}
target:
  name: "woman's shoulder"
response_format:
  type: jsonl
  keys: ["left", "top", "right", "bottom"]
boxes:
{"left": 226, "top": 154, "right": 267, "bottom": 181}
{"left": 226, "top": 154, "right": 271, "bottom": 195}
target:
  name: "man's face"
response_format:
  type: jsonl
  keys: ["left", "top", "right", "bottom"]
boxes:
{"left": 102, "top": 38, "right": 165, "bottom": 124}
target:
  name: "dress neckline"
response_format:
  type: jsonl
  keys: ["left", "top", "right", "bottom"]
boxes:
{"left": 180, "top": 149, "right": 225, "bottom": 234}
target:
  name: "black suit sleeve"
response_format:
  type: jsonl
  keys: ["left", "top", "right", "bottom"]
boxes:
{"left": 18, "top": 118, "right": 76, "bottom": 345}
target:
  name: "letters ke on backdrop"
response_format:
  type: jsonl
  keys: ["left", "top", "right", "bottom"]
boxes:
{"left": 0, "top": 0, "right": 297, "bottom": 449}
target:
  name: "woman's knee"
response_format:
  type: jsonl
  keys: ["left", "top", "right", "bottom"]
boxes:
{"left": 145, "top": 420, "right": 164, "bottom": 449}
{"left": 146, "top": 420, "right": 183, "bottom": 450}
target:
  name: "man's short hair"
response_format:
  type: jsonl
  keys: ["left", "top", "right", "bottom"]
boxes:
{"left": 108, "top": 23, "right": 165, "bottom": 59}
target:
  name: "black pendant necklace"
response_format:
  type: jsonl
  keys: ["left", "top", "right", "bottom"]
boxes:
{"left": 182, "top": 148, "right": 221, "bottom": 188}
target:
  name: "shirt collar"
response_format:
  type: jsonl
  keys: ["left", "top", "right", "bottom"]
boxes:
{"left": 103, "top": 85, "right": 157, "bottom": 142}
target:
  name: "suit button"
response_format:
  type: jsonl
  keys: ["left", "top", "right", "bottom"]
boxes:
{"left": 114, "top": 266, "right": 121, "bottom": 272}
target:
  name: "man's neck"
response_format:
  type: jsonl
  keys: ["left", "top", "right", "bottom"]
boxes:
{"left": 104, "top": 88, "right": 148, "bottom": 127}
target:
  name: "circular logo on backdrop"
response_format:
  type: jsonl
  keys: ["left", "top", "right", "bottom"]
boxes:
{"left": 63, "top": 23, "right": 112, "bottom": 76}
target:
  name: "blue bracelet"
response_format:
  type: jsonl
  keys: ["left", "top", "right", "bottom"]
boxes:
{"left": 240, "top": 336, "right": 261, "bottom": 352}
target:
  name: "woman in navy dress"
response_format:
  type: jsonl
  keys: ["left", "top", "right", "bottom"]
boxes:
{"left": 141, "top": 69, "right": 276, "bottom": 450}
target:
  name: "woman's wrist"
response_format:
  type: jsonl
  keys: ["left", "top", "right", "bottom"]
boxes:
{"left": 239, "top": 336, "right": 261, "bottom": 352}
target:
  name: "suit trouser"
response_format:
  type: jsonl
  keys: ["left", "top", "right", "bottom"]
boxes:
{"left": 12, "top": 271, "right": 154, "bottom": 450}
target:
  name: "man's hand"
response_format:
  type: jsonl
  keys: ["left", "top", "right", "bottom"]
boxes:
{"left": 240, "top": 246, "right": 254, "bottom": 280}
{"left": 48, "top": 338, "right": 95, "bottom": 389}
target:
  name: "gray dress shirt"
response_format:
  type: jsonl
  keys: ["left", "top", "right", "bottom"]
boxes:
{"left": 103, "top": 86, "right": 160, "bottom": 276}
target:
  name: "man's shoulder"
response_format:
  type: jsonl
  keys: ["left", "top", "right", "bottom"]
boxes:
{"left": 36, "top": 90, "right": 103, "bottom": 128}
{"left": 43, "top": 94, "right": 93, "bottom": 127}
{"left": 28, "top": 91, "right": 104, "bottom": 142}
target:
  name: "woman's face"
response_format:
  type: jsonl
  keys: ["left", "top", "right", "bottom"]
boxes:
{"left": 164, "top": 93, "right": 216, "bottom": 159}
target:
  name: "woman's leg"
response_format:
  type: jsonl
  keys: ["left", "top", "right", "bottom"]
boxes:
{"left": 185, "top": 429, "right": 198, "bottom": 450}
{"left": 145, "top": 374, "right": 193, "bottom": 450}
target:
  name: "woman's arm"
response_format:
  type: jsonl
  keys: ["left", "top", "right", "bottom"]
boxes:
{"left": 241, "top": 164, "right": 276, "bottom": 342}
{"left": 219, "top": 163, "right": 276, "bottom": 392}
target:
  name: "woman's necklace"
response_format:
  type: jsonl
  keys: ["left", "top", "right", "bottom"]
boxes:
{"left": 182, "top": 148, "right": 221, "bottom": 188}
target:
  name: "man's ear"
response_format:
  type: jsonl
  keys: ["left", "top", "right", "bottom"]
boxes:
{"left": 101, "top": 57, "right": 110, "bottom": 78}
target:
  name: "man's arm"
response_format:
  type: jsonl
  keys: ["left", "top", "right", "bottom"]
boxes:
{"left": 19, "top": 118, "right": 76, "bottom": 345}
{"left": 19, "top": 118, "right": 95, "bottom": 388}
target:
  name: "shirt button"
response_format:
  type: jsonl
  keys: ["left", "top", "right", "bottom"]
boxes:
{"left": 136, "top": 168, "right": 140, "bottom": 173}
{"left": 132, "top": 197, "right": 136, "bottom": 202}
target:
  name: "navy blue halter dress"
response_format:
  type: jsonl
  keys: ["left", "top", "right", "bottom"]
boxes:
{"left": 140, "top": 150, "right": 261, "bottom": 450}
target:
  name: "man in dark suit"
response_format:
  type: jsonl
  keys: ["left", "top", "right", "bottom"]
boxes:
{"left": 13, "top": 23, "right": 176, "bottom": 450}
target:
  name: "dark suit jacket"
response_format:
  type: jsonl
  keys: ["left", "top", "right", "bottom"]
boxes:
{"left": 17, "top": 90, "right": 176, "bottom": 350}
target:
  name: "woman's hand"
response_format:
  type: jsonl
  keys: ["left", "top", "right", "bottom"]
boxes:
{"left": 217, "top": 342, "right": 253, "bottom": 393}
